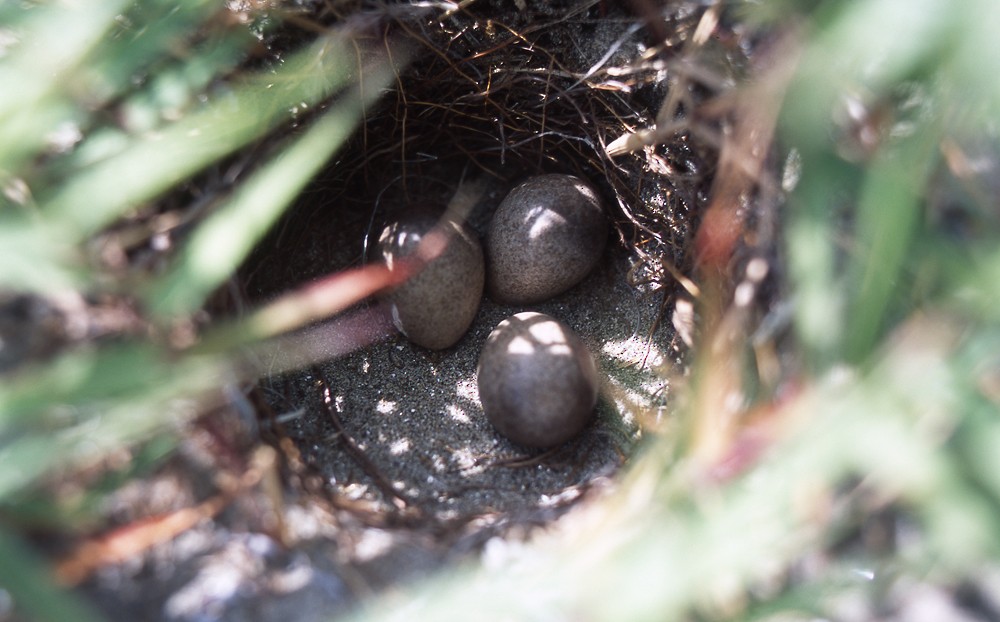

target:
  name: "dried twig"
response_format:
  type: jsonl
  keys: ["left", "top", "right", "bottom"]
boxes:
{"left": 312, "top": 366, "right": 417, "bottom": 512}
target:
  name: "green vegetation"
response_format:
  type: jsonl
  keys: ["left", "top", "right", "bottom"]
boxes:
{"left": 0, "top": 2, "right": 400, "bottom": 617}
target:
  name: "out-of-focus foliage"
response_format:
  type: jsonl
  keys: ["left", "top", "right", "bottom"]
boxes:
{"left": 0, "top": 2, "right": 400, "bottom": 618}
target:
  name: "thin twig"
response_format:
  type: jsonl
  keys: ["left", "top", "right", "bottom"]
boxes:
{"left": 312, "top": 366, "right": 415, "bottom": 512}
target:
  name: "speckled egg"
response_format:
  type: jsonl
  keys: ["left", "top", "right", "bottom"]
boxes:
{"left": 486, "top": 174, "right": 607, "bottom": 305}
{"left": 378, "top": 213, "right": 485, "bottom": 350}
{"left": 477, "top": 312, "right": 599, "bottom": 447}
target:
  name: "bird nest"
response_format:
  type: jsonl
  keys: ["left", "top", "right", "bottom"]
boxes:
{"left": 245, "top": 0, "right": 740, "bottom": 301}
{"left": 234, "top": 0, "right": 763, "bottom": 524}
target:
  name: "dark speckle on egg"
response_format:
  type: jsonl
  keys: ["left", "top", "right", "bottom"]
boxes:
{"left": 477, "top": 312, "right": 599, "bottom": 448}
{"left": 486, "top": 174, "right": 608, "bottom": 305}
{"left": 378, "top": 212, "right": 484, "bottom": 350}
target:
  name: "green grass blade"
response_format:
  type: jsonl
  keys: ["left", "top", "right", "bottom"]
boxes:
{"left": 782, "top": 0, "right": 953, "bottom": 151}
{"left": 944, "top": 243, "right": 1000, "bottom": 321}
{"left": 0, "top": 345, "right": 228, "bottom": 500}
{"left": 74, "top": 0, "right": 223, "bottom": 108}
{"left": 112, "top": 30, "right": 252, "bottom": 133}
{"left": 784, "top": 153, "right": 856, "bottom": 369}
{"left": 40, "top": 32, "right": 363, "bottom": 238}
{"left": 0, "top": 216, "right": 85, "bottom": 292}
{"left": 0, "top": 0, "right": 129, "bottom": 113}
{"left": 147, "top": 76, "right": 397, "bottom": 317}
{"left": 946, "top": 0, "right": 1000, "bottom": 123}
{"left": 780, "top": 0, "right": 958, "bottom": 368}
{"left": 843, "top": 127, "right": 940, "bottom": 362}
{"left": 346, "top": 320, "right": 986, "bottom": 622}
{"left": 0, "top": 0, "right": 130, "bottom": 170}
{"left": 0, "top": 343, "right": 188, "bottom": 430}
{"left": 0, "top": 529, "right": 106, "bottom": 622}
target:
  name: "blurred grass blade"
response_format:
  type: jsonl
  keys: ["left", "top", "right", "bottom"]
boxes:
{"left": 844, "top": 126, "right": 940, "bottom": 362}
{"left": 0, "top": 529, "right": 105, "bottom": 622}
{"left": 148, "top": 47, "right": 405, "bottom": 317}
{"left": 0, "top": 345, "right": 228, "bottom": 500}
{"left": 240, "top": 265, "right": 398, "bottom": 344}
{"left": 0, "top": 0, "right": 129, "bottom": 170}
{"left": 941, "top": 242, "right": 1000, "bottom": 321}
{"left": 0, "top": 0, "right": 128, "bottom": 112}
{"left": 782, "top": 0, "right": 953, "bottom": 150}
{"left": 784, "top": 153, "right": 857, "bottom": 369}
{"left": 75, "top": 0, "right": 224, "bottom": 109}
{"left": 944, "top": 0, "right": 1000, "bottom": 123}
{"left": 780, "top": 0, "right": 955, "bottom": 369}
{"left": 347, "top": 318, "right": 978, "bottom": 622}
{"left": 0, "top": 435, "right": 177, "bottom": 533}
{"left": 112, "top": 29, "right": 251, "bottom": 133}
{"left": 0, "top": 216, "right": 85, "bottom": 292}
{"left": 0, "top": 343, "right": 189, "bottom": 429}
{"left": 41, "top": 31, "right": 367, "bottom": 238}
{"left": 29, "top": 1, "right": 255, "bottom": 184}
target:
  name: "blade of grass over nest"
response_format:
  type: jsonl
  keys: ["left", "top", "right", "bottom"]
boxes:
{"left": 939, "top": 243, "right": 1000, "bottom": 322}
{"left": 77, "top": 0, "right": 230, "bottom": 109}
{"left": 40, "top": 30, "right": 367, "bottom": 239}
{"left": 0, "top": 0, "right": 129, "bottom": 170}
{"left": 34, "top": 1, "right": 257, "bottom": 184}
{"left": 779, "top": 0, "right": 954, "bottom": 369}
{"left": 0, "top": 435, "right": 177, "bottom": 533}
{"left": 0, "top": 529, "right": 104, "bottom": 622}
{"left": 947, "top": 0, "right": 1000, "bottom": 119}
{"left": 781, "top": 0, "right": 953, "bottom": 151}
{"left": 0, "top": 0, "right": 127, "bottom": 110}
{"left": 193, "top": 264, "right": 399, "bottom": 366}
{"left": 0, "top": 217, "right": 86, "bottom": 293}
{"left": 0, "top": 344, "right": 229, "bottom": 499}
{"left": 149, "top": 49, "right": 405, "bottom": 317}
{"left": 952, "top": 335, "right": 1000, "bottom": 508}
{"left": 784, "top": 152, "right": 853, "bottom": 369}
{"left": 0, "top": 345, "right": 171, "bottom": 426}
{"left": 843, "top": 126, "right": 939, "bottom": 363}
{"left": 111, "top": 29, "right": 253, "bottom": 133}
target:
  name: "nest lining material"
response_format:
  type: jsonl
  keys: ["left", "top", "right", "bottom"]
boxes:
{"left": 249, "top": 0, "right": 734, "bottom": 298}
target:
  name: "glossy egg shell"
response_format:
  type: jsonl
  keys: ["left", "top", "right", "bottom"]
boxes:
{"left": 378, "top": 213, "right": 485, "bottom": 350}
{"left": 477, "top": 312, "right": 599, "bottom": 447}
{"left": 486, "top": 174, "right": 607, "bottom": 305}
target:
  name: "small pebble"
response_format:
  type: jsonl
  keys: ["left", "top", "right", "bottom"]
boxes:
{"left": 486, "top": 174, "right": 607, "bottom": 304}
{"left": 378, "top": 212, "right": 484, "bottom": 350}
{"left": 477, "top": 312, "right": 599, "bottom": 447}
